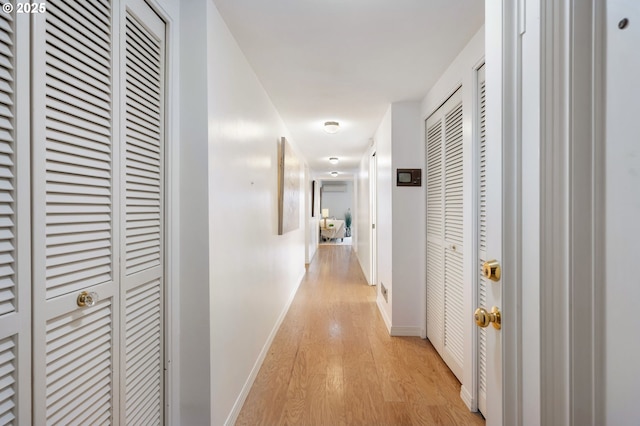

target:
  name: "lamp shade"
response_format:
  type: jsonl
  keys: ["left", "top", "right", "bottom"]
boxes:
{"left": 321, "top": 208, "right": 329, "bottom": 218}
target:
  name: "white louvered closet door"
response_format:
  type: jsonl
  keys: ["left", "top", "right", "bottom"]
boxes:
{"left": 425, "top": 88, "right": 464, "bottom": 381}
{"left": 0, "top": 6, "right": 29, "bottom": 425}
{"left": 119, "top": 0, "right": 165, "bottom": 424}
{"left": 31, "top": 0, "right": 166, "bottom": 424}
{"left": 31, "top": 1, "right": 119, "bottom": 423}
{"left": 425, "top": 113, "right": 444, "bottom": 354}
{"left": 477, "top": 65, "right": 488, "bottom": 416}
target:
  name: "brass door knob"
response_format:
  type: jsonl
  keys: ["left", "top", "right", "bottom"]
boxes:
{"left": 482, "top": 260, "right": 501, "bottom": 282}
{"left": 474, "top": 306, "right": 501, "bottom": 330}
{"left": 77, "top": 291, "right": 98, "bottom": 308}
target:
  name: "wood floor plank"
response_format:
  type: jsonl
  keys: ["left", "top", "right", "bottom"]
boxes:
{"left": 236, "top": 245, "right": 485, "bottom": 425}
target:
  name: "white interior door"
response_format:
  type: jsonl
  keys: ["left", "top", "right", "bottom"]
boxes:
{"left": 482, "top": 3, "right": 504, "bottom": 423}
{"left": 370, "top": 151, "right": 377, "bottom": 285}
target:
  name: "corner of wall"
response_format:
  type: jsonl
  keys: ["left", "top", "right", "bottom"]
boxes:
{"left": 389, "top": 101, "right": 425, "bottom": 331}
{"left": 376, "top": 296, "right": 392, "bottom": 333}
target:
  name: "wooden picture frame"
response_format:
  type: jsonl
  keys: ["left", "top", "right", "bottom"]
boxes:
{"left": 311, "top": 180, "right": 316, "bottom": 217}
{"left": 277, "top": 137, "right": 301, "bottom": 234}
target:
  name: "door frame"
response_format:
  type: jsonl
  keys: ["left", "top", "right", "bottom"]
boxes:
{"left": 471, "top": 59, "right": 485, "bottom": 415}
{"left": 496, "top": 0, "right": 606, "bottom": 424}
{"left": 486, "top": 1, "right": 521, "bottom": 424}
{"left": 369, "top": 149, "right": 377, "bottom": 286}
{"left": 140, "top": 0, "right": 179, "bottom": 424}
{"left": 536, "top": 0, "right": 606, "bottom": 424}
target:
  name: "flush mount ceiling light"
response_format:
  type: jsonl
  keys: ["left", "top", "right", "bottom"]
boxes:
{"left": 330, "top": 171, "right": 339, "bottom": 177}
{"left": 324, "top": 121, "right": 340, "bottom": 134}
{"left": 329, "top": 157, "right": 339, "bottom": 164}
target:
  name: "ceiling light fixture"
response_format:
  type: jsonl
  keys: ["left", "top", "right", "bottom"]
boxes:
{"left": 329, "top": 157, "right": 339, "bottom": 164}
{"left": 330, "top": 171, "right": 339, "bottom": 177}
{"left": 324, "top": 121, "right": 340, "bottom": 134}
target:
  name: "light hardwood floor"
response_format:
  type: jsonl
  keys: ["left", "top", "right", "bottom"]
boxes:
{"left": 236, "top": 245, "right": 485, "bottom": 425}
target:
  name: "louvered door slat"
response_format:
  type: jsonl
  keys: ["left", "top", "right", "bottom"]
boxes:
{"left": 426, "top": 113, "right": 444, "bottom": 351}
{"left": 46, "top": 63, "right": 111, "bottom": 103}
{"left": 445, "top": 102, "right": 464, "bottom": 246}
{"left": 47, "top": 1, "right": 110, "bottom": 44}
{"left": 426, "top": 240, "right": 444, "bottom": 349}
{"left": 426, "top": 120, "right": 443, "bottom": 238}
{"left": 44, "top": 300, "right": 113, "bottom": 425}
{"left": 0, "top": 337, "right": 15, "bottom": 425}
{"left": 125, "top": 279, "right": 161, "bottom": 422}
{"left": 443, "top": 98, "right": 464, "bottom": 378}
{"left": 45, "top": 81, "right": 111, "bottom": 121}
{"left": 124, "top": 11, "right": 162, "bottom": 277}
{"left": 121, "top": 2, "right": 165, "bottom": 424}
{"left": 0, "top": 5, "right": 13, "bottom": 321}
{"left": 45, "top": 18, "right": 110, "bottom": 70}
{"left": 444, "top": 249, "right": 464, "bottom": 367}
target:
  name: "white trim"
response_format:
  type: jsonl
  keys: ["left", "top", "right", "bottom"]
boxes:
{"left": 470, "top": 59, "right": 485, "bottom": 415}
{"left": 592, "top": 1, "right": 605, "bottom": 423}
{"left": 537, "top": 1, "right": 605, "bottom": 425}
{"left": 223, "top": 268, "right": 306, "bottom": 426}
{"left": 460, "top": 386, "right": 476, "bottom": 412}
{"left": 160, "top": 0, "right": 181, "bottom": 417}
{"left": 424, "top": 83, "right": 463, "bottom": 123}
{"left": 539, "top": 0, "right": 572, "bottom": 424}
{"left": 15, "top": 12, "right": 31, "bottom": 425}
{"left": 376, "top": 296, "right": 392, "bottom": 333}
{"left": 499, "top": 0, "right": 523, "bottom": 424}
{"left": 137, "top": 1, "right": 179, "bottom": 424}
{"left": 369, "top": 148, "right": 378, "bottom": 286}
{"left": 389, "top": 326, "right": 423, "bottom": 337}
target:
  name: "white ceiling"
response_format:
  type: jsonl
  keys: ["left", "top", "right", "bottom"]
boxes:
{"left": 211, "top": 0, "right": 485, "bottom": 177}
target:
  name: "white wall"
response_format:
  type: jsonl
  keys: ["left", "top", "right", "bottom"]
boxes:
{"left": 373, "top": 107, "right": 393, "bottom": 327}
{"left": 178, "top": 1, "right": 210, "bottom": 423}
{"left": 520, "top": 0, "right": 541, "bottom": 422}
{"left": 357, "top": 102, "right": 429, "bottom": 336}
{"left": 390, "top": 101, "right": 425, "bottom": 333}
{"left": 180, "top": 1, "right": 306, "bottom": 424}
{"left": 421, "top": 26, "right": 484, "bottom": 408}
{"left": 320, "top": 180, "right": 353, "bottom": 221}
{"left": 356, "top": 151, "right": 372, "bottom": 283}
{"left": 145, "top": 0, "right": 183, "bottom": 424}
{"left": 606, "top": 1, "right": 640, "bottom": 423}
{"left": 305, "top": 166, "right": 319, "bottom": 263}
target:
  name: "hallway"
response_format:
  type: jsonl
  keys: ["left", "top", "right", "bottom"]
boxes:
{"left": 236, "top": 246, "right": 485, "bottom": 425}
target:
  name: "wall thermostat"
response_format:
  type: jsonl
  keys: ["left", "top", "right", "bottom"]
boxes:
{"left": 396, "top": 169, "right": 422, "bottom": 186}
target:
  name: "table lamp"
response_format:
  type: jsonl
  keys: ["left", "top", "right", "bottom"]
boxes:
{"left": 322, "top": 208, "right": 329, "bottom": 228}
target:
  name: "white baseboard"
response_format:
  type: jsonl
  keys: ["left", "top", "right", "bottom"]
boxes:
{"left": 224, "top": 268, "right": 306, "bottom": 426}
{"left": 375, "top": 298, "right": 424, "bottom": 337}
{"left": 389, "top": 326, "right": 423, "bottom": 337}
{"left": 460, "top": 385, "right": 478, "bottom": 411}
{"left": 376, "top": 296, "right": 392, "bottom": 333}
{"left": 355, "top": 250, "right": 373, "bottom": 285}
